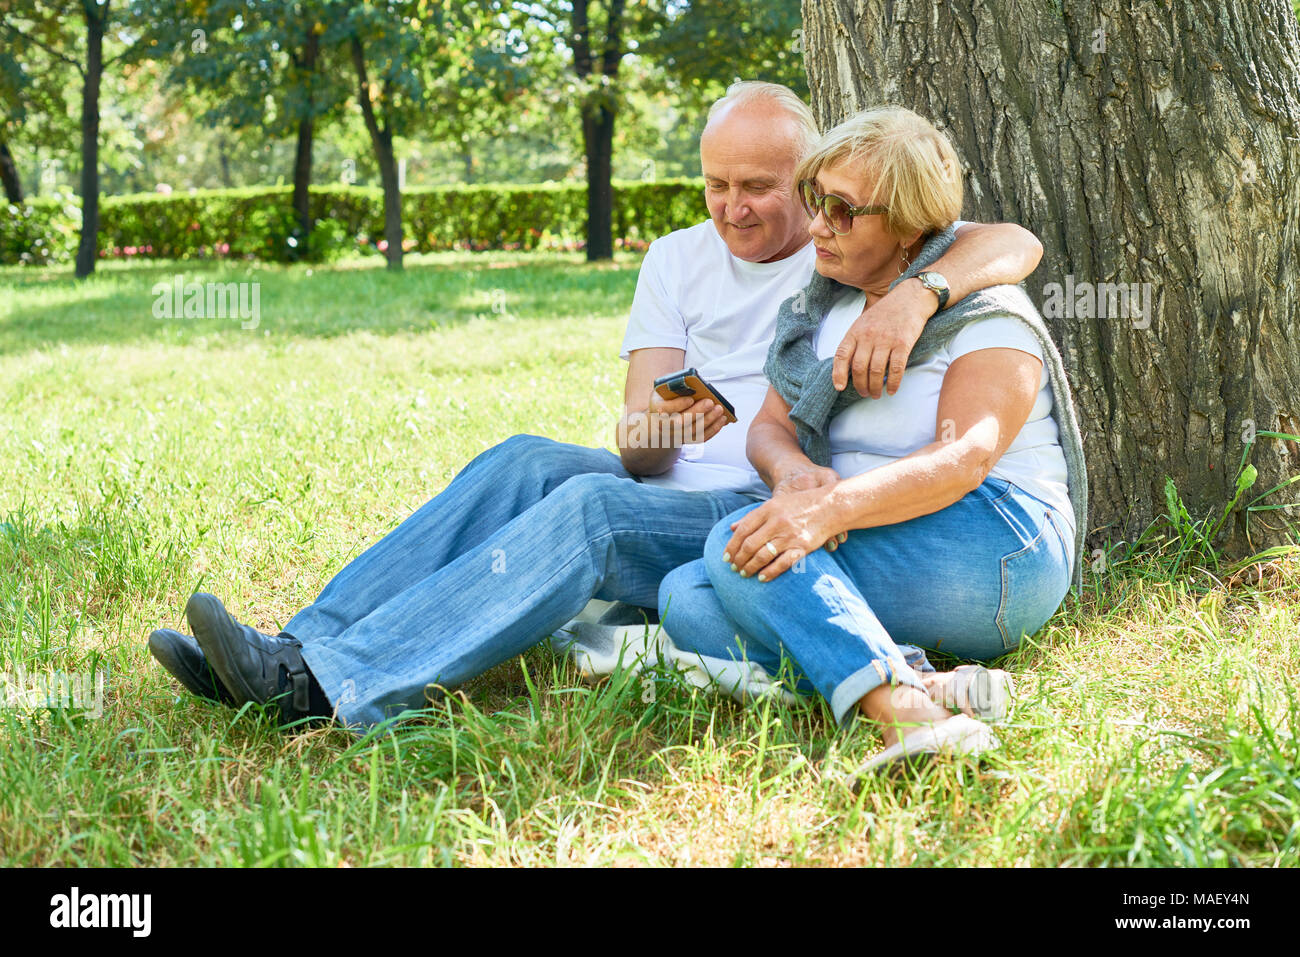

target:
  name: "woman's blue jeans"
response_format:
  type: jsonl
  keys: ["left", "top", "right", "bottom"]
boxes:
{"left": 658, "top": 477, "right": 1072, "bottom": 726}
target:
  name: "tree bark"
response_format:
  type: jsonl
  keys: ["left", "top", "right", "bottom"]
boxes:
{"left": 351, "top": 35, "right": 402, "bottom": 271}
{"left": 0, "top": 138, "right": 22, "bottom": 204}
{"left": 75, "top": 0, "right": 106, "bottom": 279}
{"left": 291, "top": 28, "right": 320, "bottom": 249}
{"left": 801, "top": 0, "right": 1300, "bottom": 556}
{"left": 572, "top": 0, "right": 625, "bottom": 262}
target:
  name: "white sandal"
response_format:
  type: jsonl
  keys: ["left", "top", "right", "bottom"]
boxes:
{"left": 841, "top": 714, "right": 999, "bottom": 786}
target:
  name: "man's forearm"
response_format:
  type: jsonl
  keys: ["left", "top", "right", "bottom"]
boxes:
{"left": 918, "top": 223, "right": 1043, "bottom": 304}
{"left": 619, "top": 411, "right": 682, "bottom": 475}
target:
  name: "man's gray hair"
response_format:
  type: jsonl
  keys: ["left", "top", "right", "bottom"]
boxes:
{"left": 705, "top": 80, "right": 819, "bottom": 159}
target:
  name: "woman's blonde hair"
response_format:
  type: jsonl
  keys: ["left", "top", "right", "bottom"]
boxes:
{"left": 795, "top": 106, "right": 963, "bottom": 240}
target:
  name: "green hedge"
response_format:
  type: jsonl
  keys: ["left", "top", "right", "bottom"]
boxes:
{"left": 0, "top": 180, "right": 707, "bottom": 265}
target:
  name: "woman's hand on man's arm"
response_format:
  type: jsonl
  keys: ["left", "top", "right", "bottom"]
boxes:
{"left": 746, "top": 385, "right": 835, "bottom": 494}
{"left": 832, "top": 221, "right": 1044, "bottom": 400}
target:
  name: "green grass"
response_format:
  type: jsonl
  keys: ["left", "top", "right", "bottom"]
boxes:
{"left": 0, "top": 253, "right": 1297, "bottom": 867}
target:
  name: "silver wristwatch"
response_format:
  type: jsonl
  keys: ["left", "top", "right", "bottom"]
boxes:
{"left": 915, "top": 271, "right": 950, "bottom": 312}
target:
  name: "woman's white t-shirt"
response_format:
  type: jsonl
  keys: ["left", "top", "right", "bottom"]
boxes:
{"left": 814, "top": 288, "right": 1076, "bottom": 549}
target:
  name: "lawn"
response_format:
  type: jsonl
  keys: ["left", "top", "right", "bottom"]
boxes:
{"left": 0, "top": 252, "right": 1296, "bottom": 867}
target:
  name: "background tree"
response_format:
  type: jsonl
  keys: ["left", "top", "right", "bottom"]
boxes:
{"left": 511, "top": 0, "right": 803, "bottom": 262}
{"left": 333, "top": 0, "right": 513, "bottom": 270}
{"left": 0, "top": 136, "right": 19, "bottom": 202}
{"left": 157, "top": 0, "right": 351, "bottom": 251}
{"left": 0, "top": 30, "right": 69, "bottom": 202}
{"left": 1, "top": 0, "right": 154, "bottom": 277}
{"left": 503, "top": 0, "right": 648, "bottom": 262}
{"left": 646, "top": 0, "right": 805, "bottom": 111}
{"left": 801, "top": 0, "right": 1300, "bottom": 556}
{"left": 0, "top": 38, "right": 35, "bottom": 202}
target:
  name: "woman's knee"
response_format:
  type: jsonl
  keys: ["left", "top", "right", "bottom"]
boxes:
{"left": 702, "top": 504, "right": 760, "bottom": 577}
{"left": 658, "top": 560, "right": 752, "bottom": 662}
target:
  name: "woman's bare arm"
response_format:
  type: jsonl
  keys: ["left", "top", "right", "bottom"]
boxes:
{"left": 724, "top": 348, "right": 1043, "bottom": 580}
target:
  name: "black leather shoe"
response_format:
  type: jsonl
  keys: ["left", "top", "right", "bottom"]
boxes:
{"left": 185, "top": 592, "right": 318, "bottom": 723}
{"left": 148, "top": 628, "right": 236, "bottom": 704}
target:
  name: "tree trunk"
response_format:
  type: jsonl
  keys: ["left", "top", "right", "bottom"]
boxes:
{"left": 75, "top": 0, "right": 106, "bottom": 279}
{"left": 572, "top": 0, "right": 625, "bottom": 262}
{"left": 351, "top": 35, "right": 402, "bottom": 271}
{"left": 292, "top": 115, "right": 314, "bottom": 240}
{"left": 582, "top": 104, "right": 615, "bottom": 261}
{"left": 292, "top": 28, "right": 319, "bottom": 249}
{"left": 0, "top": 138, "right": 22, "bottom": 204}
{"left": 218, "top": 133, "right": 232, "bottom": 188}
{"left": 801, "top": 0, "right": 1300, "bottom": 557}
{"left": 375, "top": 131, "right": 402, "bottom": 268}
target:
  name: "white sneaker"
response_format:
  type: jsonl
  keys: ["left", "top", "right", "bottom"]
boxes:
{"left": 840, "top": 714, "right": 999, "bottom": 786}
{"left": 930, "top": 665, "right": 1015, "bottom": 722}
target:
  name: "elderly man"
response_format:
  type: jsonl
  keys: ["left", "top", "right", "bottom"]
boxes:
{"left": 148, "top": 81, "right": 1043, "bottom": 728}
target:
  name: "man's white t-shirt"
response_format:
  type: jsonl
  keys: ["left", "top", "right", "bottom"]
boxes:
{"left": 621, "top": 221, "right": 815, "bottom": 497}
{"left": 814, "top": 288, "right": 1076, "bottom": 560}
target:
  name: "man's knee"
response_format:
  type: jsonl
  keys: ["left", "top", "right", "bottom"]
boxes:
{"left": 548, "top": 471, "right": 630, "bottom": 522}
{"left": 478, "top": 434, "right": 592, "bottom": 492}
{"left": 488, "top": 433, "right": 560, "bottom": 466}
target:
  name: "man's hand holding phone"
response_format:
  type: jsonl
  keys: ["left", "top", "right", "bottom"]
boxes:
{"left": 646, "top": 368, "right": 735, "bottom": 448}
{"left": 644, "top": 389, "right": 730, "bottom": 447}
{"left": 619, "top": 365, "right": 734, "bottom": 476}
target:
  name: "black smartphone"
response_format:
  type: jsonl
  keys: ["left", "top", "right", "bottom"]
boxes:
{"left": 652, "top": 368, "right": 737, "bottom": 423}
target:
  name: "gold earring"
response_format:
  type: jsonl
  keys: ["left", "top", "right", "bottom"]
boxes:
{"left": 898, "top": 245, "right": 912, "bottom": 276}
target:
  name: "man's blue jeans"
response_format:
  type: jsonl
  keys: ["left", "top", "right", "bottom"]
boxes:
{"left": 658, "top": 477, "right": 1072, "bottom": 727}
{"left": 286, "top": 434, "right": 758, "bottom": 727}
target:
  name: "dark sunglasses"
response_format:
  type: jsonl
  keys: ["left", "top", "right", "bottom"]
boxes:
{"left": 798, "top": 179, "right": 888, "bottom": 234}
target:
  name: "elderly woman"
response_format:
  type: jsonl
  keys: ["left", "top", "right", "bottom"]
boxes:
{"left": 657, "top": 106, "right": 1086, "bottom": 775}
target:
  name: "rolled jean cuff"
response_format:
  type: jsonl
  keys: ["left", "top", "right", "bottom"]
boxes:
{"left": 829, "top": 657, "right": 927, "bottom": 729}
{"left": 898, "top": 643, "right": 934, "bottom": 674}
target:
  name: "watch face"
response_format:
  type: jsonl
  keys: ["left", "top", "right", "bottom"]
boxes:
{"left": 918, "top": 272, "right": 950, "bottom": 310}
